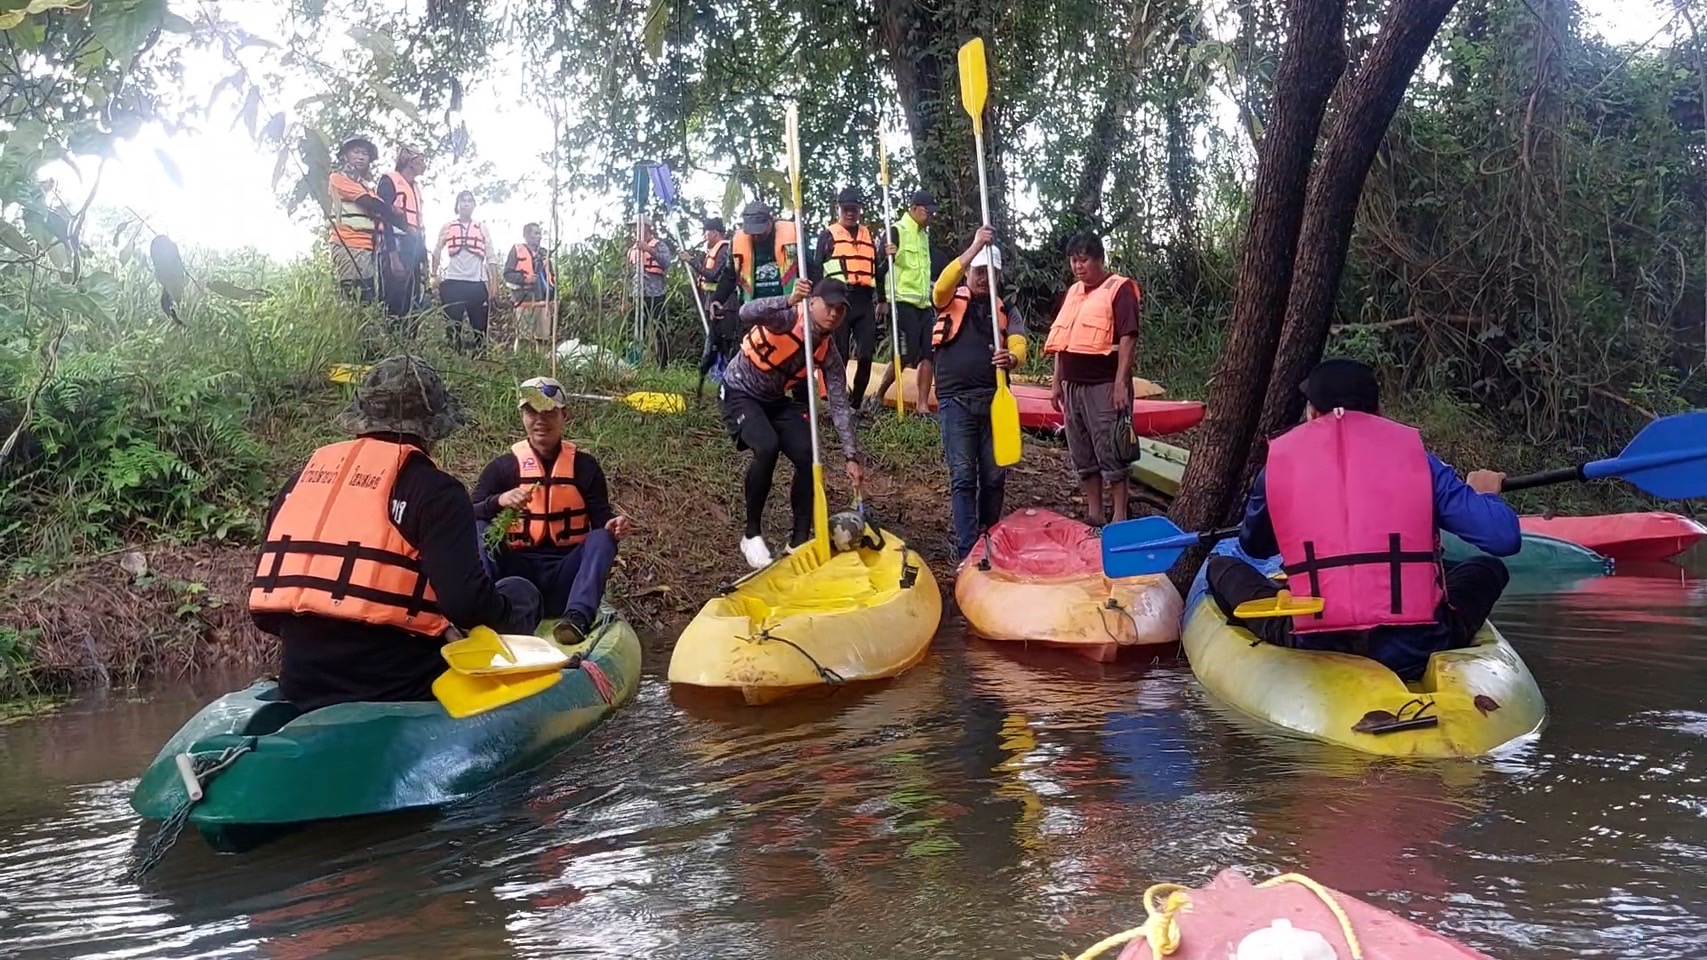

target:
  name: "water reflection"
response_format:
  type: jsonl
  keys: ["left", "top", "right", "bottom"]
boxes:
{"left": 0, "top": 576, "right": 1703, "bottom": 959}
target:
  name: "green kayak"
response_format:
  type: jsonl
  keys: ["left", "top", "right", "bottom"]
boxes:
{"left": 130, "top": 609, "right": 641, "bottom": 852}
{"left": 1129, "top": 437, "right": 1188, "bottom": 497}
{"left": 1130, "top": 440, "right": 1613, "bottom": 576}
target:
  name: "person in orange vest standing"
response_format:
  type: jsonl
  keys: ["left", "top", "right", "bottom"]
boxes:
{"left": 503, "top": 222, "right": 557, "bottom": 346}
{"left": 327, "top": 136, "right": 410, "bottom": 304}
{"left": 627, "top": 218, "right": 674, "bottom": 365}
{"left": 431, "top": 191, "right": 497, "bottom": 353}
{"left": 249, "top": 356, "right": 543, "bottom": 711}
{"left": 376, "top": 144, "right": 428, "bottom": 329}
{"left": 471, "top": 376, "right": 633, "bottom": 646}
{"left": 1043, "top": 233, "right": 1142, "bottom": 526}
{"left": 811, "top": 187, "right": 887, "bottom": 409}
{"left": 692, "top": 216, "right": 738, "bottom": 395}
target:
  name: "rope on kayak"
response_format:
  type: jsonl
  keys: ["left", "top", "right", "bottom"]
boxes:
{"left": 752, "top": 630, "right": 845, "bottom": 684}
{"left": 1063, "top": 872, "right": 1364, "bottom": 960}
{"left": 1097, "top": 597, "right": 1139, "bottom": 646}
{"left": 127, "top": 738, "right": 257, "bottom": 879}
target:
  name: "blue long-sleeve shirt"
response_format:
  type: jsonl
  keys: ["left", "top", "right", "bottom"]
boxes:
{"left": 1238, "top": 454, "right": 1521, "bottom": 559}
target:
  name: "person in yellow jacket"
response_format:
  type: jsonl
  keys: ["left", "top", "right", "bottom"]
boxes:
{"left": 1044, "top": 232, "right": 1141, "bottom": 526}
{"left": 872, "top": 190, "right": 938, "bottom": 410}
{"left": 327, "top": 136, "right": 411, "bottom": 304}
{"left": 249, "top": 356, "right": 542, "bottom": 711}
{"left": 917, "top": 226, "right": 1027, "bottom": 558}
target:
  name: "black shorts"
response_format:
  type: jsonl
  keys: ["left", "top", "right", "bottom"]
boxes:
{"left": 893, "top": 302, "right": 934, "bottom": 368}
{"left": 720, "top": 386, "right": 810, "bottom": 453}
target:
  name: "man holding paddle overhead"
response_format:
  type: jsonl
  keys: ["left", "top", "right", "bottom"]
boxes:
{"left": 917, "top": 225, "right": 1026, "bottom": 559}
{"left": 1206, "top": 359, "right": 1519, "bottom": 682}
{"left": 471, "top": 376, "right": 634, "bottom": 647}
{"left": 721, "top": 277, "right": 864, "bottom": 569}
{"left": 249, "top": 357, "right": 543, "bottom": 712}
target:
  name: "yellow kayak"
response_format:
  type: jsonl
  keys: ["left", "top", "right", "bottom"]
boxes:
{"left": 668, "top": 530, "right": 942, "bottom": 705}
{"left": 1181, "top": 597, "right": 1546, "bottom": 757}
{"left": 955, "top": 508, "right": 1182, "bottom": 661}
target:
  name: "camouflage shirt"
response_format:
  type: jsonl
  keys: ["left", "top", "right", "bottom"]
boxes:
{"left": 722, "top": 295, "right": 859, "bottom": 461}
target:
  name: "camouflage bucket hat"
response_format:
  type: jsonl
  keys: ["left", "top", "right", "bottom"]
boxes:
{"left": 334, "top": 355, "right": 467, "bottom": 441}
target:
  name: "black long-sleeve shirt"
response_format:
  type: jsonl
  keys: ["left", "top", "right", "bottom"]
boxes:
{"left": 470, "top": 444, "right": 616, "bottom": 550}
{"left": 252, "top": 437, "right": 523, "bottom": 709}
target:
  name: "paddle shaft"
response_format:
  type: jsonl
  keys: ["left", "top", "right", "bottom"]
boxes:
{"left": 877, "top": 131, "right": 903, "bottom": 418}
{"left": 785, "top": 104, "right": 831, "bottom": 556}
{"left": 969, "top": 127, "right": 1002, "bottom": 353}
{"left": 1504, "top": 445, "right": 1703, "bottom": 493}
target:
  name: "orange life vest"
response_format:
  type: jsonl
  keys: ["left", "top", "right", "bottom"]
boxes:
{"left": 628, "top": 244, "right": 666, "bottom": 276}
{"left": 732, "top": 221, "right": 800, "bottom": 297}
{"left": 933, "top": 286, "right": 1009, "bottom": 347}
{"left": 825, "top": 222, "right": 876, "bottom": 287}
{"left": 1044, "top": 272, "right": 1135, "bottom": 356}
{"left": 700, "top": 238, "right": 728, "bottom": 292}
{"left": 328, "top": 172, "right": 379, "bottom": 251}
{"left": 739, "top": 311, "right": 833, "bottom": 390}
{"left": 441, "top": 220, "right": 488, "bottom": 259}
{"left": 511, "top": 244, "right": 555, "bottom": 289}
{"left": 506, "top": 440, "right": 590, "bottom": 549}
{"left": 381, "top": 172, "right": 421, "bottom": 231}
{"left": 249, "top": 438, "right": 449, "bottom": 637}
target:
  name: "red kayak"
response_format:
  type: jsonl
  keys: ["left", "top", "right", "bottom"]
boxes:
{"left": 1101, "top": 868, "right": 1490, "bottom": 960}
{"left": 1009, "top": 384, "right": 1205, "bottom": 436}
{"left": 1519, "top": 512, "right": 1706, "bottom": 561}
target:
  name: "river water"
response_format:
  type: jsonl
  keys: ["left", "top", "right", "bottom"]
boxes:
{"left": 1, "top": 565, "right": 1704, "bottom": 959}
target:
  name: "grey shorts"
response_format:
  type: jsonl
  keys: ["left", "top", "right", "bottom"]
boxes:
{"left": 330, "top": 246, "right": 376, "bottom": 282}
{"left": 1061, "top": 379, "right": 1128, "bottom": 482}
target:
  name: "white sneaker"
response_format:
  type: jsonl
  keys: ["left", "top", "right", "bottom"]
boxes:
{"left": 740, "top": 536, "right": 773, "bottom": 570}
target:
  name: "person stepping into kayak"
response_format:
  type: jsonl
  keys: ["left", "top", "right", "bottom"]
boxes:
{"left": 249, "top": 356, "right": 544, "bottom": 712}
{"left": 1044, "top": 232, "right": 1141, "bottom": 526}
{"left": 1207, "top": 358, "right": 1521, "bottom": 681}
{"left": 721, "top": 276, "right": 864, "bottom": 569}
{"left": 473, "top": 376, "right": 634, "bottom": 646}
{"left": 916, "top": 225, "right": 1026, "bottom": 559}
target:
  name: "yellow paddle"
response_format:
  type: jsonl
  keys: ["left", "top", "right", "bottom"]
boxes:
{"left": 958, "top": 37, "right": 1022, "bottom": 468}
{"left": 327, "top": 362, "right": 371, "bottom": 383}
{"left": 564, "top": 390, "right": 687, "bottom": 414}
{"left": 1232, "top": 589, "right": 1325, "bottom": 620}
{"left": 786, "top": 102, "right": 831, "bottom": 562}
{"left": 877, "top": 130, "right": 904, "bottom": 420}
{"left": 433, "top": 626, "right": 567, "bottom": 719}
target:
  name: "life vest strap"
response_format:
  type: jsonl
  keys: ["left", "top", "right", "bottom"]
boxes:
{"left": 1280, "top": 533, "right": 1438, "bottom": 617}
{"left": 254, "top": 535, "right": 431, "bottom": 616}
{"left": 253, "top": 575, "right": 441, "bottom": 618}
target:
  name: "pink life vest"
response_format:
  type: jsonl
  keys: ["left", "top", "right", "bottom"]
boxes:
{"left": 1265, "top": 410, "right": 1444, "bottom": 634}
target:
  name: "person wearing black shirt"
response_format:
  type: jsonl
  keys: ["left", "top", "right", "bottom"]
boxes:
{"left": 252, "top": 356, "right": 542, "bottom": 712}
{"left": 471, "top": 376, "right": 633, "bottom": 645}
{"left": 917, "top": 227, "right": 1025, "bottom": 558}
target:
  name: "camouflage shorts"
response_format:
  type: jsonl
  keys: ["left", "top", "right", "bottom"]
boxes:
{"left": 330, "top": 246, "right": 376, "bottom": 282}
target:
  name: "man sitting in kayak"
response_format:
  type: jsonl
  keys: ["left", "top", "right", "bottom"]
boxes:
{"left": 722, "top": 276, "right": 865, "bottom": 568}
{"left": 1206, "top": 358, "right": 1520, "bottom": 681}
{"left": 472, "top": 376, "right": 634, "bottom": 646}
{"left": 249, "top": 356, "right": 543, "bottom": 711}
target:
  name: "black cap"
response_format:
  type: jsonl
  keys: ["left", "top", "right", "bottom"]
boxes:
{"left": 908, "top": 190, "right": 938, "bottom": 211}
{"left": 1300, "top": 358, "right": 1380, "bottom": 414}
{"left": 836, "top": 186, "right": 864, "bottom": 207}
{"left": 812, "top": 276, "right": 850, "bottom": 308}
{"left": 702, "top": 216, "right": 726, "bottom": 234}
{"left": 741, "top": 201, "right": 773, "bottom": 234}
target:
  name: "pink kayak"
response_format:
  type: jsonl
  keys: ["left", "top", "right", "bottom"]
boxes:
{"left": 1009, "top": 384, "right": 1205, "bottom": 436}
{"left": 1100, "top": 869, "right": 1490, "bottom": 960}
{"left": 1519, "top": 511, "right": 1706, "bottom": 561}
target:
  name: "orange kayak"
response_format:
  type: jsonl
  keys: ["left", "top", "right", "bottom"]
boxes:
{"left": 1519, "top": 511, "right": 1706, "bottom": 561}
{"left": 955, "top": 508, "right": 1182, "bottom": 662}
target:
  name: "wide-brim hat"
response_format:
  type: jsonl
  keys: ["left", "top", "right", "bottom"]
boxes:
{"left": 334, "top": 355, "right": 467, "bottom": 441}
{"left": 338, "top": 136, "right": 379, "bottom": 160}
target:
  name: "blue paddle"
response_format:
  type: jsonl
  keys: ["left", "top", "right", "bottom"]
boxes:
{"left": 1101, "top": 410, "right": 1707, "bottom": 578}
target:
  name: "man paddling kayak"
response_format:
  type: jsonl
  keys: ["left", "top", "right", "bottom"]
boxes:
{"left": 249, "top": 357, "right": 542, "bottom": 711}
{"left": 1207, "top": 358, "right": 1520, "bottom": 681}
{"left": 721, "top": 276, "right": 864, "bottom": 568}
{"left": 472, "top": 376, "right": 634, "bottom": 647}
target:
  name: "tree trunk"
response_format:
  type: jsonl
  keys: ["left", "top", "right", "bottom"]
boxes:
{"left": 1254, "top": 0, "right": 1462, "bottom": 451}
{"left": 1164, "top": 0, "right": 1347, "bottom": 595}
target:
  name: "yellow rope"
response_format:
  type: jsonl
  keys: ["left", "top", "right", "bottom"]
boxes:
{"left": 1255, "top": 873, "right": 1363, "bottom": 960}
{"left": 1063, "top": 872, "right": 1363, "bottom": 960}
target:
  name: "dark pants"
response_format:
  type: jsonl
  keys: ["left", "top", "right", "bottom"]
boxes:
{"left": 1205, "top": 554, "right": 1511, "bottom": 682}
{"left": 722, "top": 386, "right": 814, "bottom": 544}
{"left": 643, "top": 294, "right": 670, "bottom": 366}
{"left": 940, "top": 394, "right": 1006, "bottom": 558}
{"left": 440, "top": 280, "right": 490, "bottom": 351}
{"left": 379, "top": 239, "right": 425, "bottom": 330}
{"left": 833, "top": 287, "right": 877, "bottom": 402}
{"left": 339, "top": 279, "right": 376, "bottom": 304}
{"left": 488, "top": 529, "right": 618, "bottom": 623}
